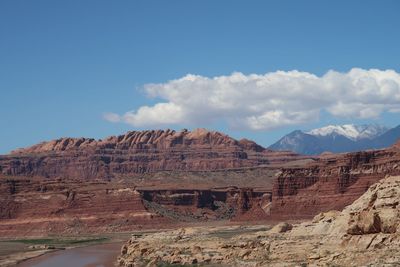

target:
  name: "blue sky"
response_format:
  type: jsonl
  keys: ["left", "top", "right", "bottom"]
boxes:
{"left": 1, "top": 0, "right": 400, "bottom": 154}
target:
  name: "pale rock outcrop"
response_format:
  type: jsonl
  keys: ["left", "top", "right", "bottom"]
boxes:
{"left": 269, "top": 222, "right": 292, "bottom": 233}
{"left": 118, "top": 175, "right": 400, "bottom": 266}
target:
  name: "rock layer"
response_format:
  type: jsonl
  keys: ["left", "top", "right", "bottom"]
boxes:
{"left": 1, "top": 129, "right": 400, "bottom": 238}
{"left": 0, "top": 176, "right": 271, "bottom": 237}
{"left": 0, "top": 177, "right": 170, "bottom": 237}
{"left": 0, "top": 129, "right": 300, "bottom": 180}
{"left": 117, "top": 175, "right": 400, "bottom": 267}
{"left": 270, "top": 142, "right": 400, "bottom": 219}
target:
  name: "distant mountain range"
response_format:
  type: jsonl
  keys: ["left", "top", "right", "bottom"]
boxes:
{"left": 269, "top": 124, "right": 400, "bottom": 155}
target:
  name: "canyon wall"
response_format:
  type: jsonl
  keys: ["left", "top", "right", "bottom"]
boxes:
{"left": 141, "top": 188, "right": 271, "bottom": 221}
{"left": 0, "top": 177, "right": 173, "bottom": 237}
{"left": 0, "top": 129, "right": 288, "bottom": 237}
{"left": 271, "top": 141, "right": 400, "bottom": 219}
{"left": 1, "top": 129, "right": 399, "bottom": 237}
{"left": 0, "top": 176, "right": 270, "bottom": 237}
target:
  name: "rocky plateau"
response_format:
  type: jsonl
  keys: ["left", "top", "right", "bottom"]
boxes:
{"left": 0, "top": 129, "right": 399, "bottom": 239}
{"left": 0, "top": 129, "right": 303, "bottom": 237}
{"left": 1, "top": 128, "right": 299, "bottom": 179}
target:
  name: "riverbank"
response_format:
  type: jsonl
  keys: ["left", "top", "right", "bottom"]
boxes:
{"left": 0, "top": 234, "right": 129, "bottom": 267}
{"left": 0, "top": 221, "right": 283, "bottom": 267}
{"left": 18, "top": 242, "right": 123, "bottom": 267}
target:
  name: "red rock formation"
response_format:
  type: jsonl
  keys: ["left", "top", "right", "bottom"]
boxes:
{"left": 11, "top": 129, "right": 255, "bottom": 153}
{"left": 0, "top": 177, "right": 170, "bottom": 237}
{"left": 0, "top": 129, "right": 302, "bottom": 180}
{"left": 270, "top": 140, "right": 400, "bottom": 219}
{"left": 0, "top": 129, "right": 305, "bottom": 237}
{"left": 140, "top": 187, "right": 271, "bottom": 221}
{"left": 3, "top": 129, "right": 397, "bottom": 237}
{"left": 0, "top": 176, "right": 271, "bottom": 237}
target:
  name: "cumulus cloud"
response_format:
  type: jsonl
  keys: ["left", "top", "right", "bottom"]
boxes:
{"left": 103, "top": 112, "right": 121, "bottom": 123}
{"left": 105, "top": 68, "right": 400, "bottom": 130}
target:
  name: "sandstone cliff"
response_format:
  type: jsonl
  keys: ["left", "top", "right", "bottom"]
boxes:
{"left": 0, "top": 129, "right": 301, "bottom": 237}
{"left": 117, "top": 175, "right": 400, "bottom": 266}
{"left": 1, "top": 129, "right": 400, "bottom": 238}
{"left": 0, "top": 129, "right": 300, "bottom": 180}
{"left": 0, "top": 177, "right": 171, "bottom": 236}
{"left": 0, "top": 176, "right": 271, "bottom": 236}
{"left": 270, "top": 141, "right": 400, "bottom": 219}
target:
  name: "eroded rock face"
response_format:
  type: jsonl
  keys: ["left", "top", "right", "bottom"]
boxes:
{"left": 0, "top": 129, "right": 296, "bottom": 237}
{"left": 0, "top": 176, "right": 271, "bottom": 237}
{"left": 141, "top": 188, "right": 272, "bottom": 222}
{"left": 117, "top": 176, "right": 400, "bottom": 267}
{"left": 11, "top": 129, "right": 255, "bottom": 153}
{"left": 0, "top": 177, "right": 172, "bottom": 237}
{"left": 1, "top": 129, "right": 399, "bottom": 239}
{"left": 0, "top": 129, "right": 303, "bottom": 238}
{"left": 341, "top": 175, "right": 400, "bottom": 235}
{"left": 271, "top": 143, "right": 400, "bottom": 219}
{"left": 0, "top": 129, "right": 301, "bottom": 180}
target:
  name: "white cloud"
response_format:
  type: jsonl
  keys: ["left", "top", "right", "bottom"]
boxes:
{"left": 106, "top": 68, "right": 400, "bottom": 130}
{"left": 123, "top": 103, "right": 185, "bottom": 126}
{"left": 103, "top": 112, "right": 121, "bottom": 123}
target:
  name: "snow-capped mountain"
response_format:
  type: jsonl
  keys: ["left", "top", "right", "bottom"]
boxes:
{"left": 306, "top": 124, "right": 389, "bottom": 141}
{"left": 269, "top": 124, "right": 399, "bottom": 155}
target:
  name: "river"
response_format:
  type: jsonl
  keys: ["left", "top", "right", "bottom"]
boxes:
{"left": 18, "top": 242, "right": 123, "bottom": 267}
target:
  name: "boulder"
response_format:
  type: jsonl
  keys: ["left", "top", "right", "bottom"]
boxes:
{"left": 270, "top": 222, "right": 293, "bottom": 233}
